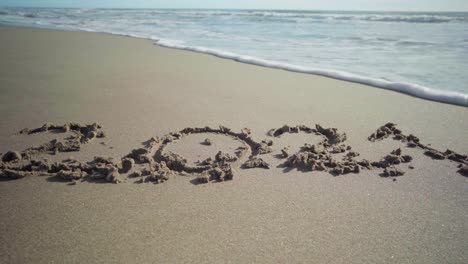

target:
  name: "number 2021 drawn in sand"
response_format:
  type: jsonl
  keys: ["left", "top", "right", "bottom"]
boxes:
{"left": 1, "top": 122, "right": 467, "bottom": 185}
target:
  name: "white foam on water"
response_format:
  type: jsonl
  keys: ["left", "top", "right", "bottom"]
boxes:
{"left": 155, "top": 40, "right": 468, "bottom": 107}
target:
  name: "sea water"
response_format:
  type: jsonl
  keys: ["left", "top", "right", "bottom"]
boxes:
{"left": 1, "top": 8, "right": 467, "bottom": 106}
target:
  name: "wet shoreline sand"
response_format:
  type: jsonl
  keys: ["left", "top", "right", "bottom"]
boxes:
{"left": 0, "top": 25, "right": 467, "bottom": 263}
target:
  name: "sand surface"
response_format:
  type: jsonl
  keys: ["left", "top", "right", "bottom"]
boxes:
{"left": 0, "top": 25, "right": 467, "bottom": 263}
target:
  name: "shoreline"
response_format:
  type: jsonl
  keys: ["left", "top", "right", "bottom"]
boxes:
{"left": 0, "top": 25, "right": 467, "bottom": 263}
{"left": 154, "top": 39, "right": 468, "bottom": 107}
{"left": 0, "top": 25, "right": 467, "bottom": 152}
{"left": 1, "top": 23, "right": 467, "bottom": 107}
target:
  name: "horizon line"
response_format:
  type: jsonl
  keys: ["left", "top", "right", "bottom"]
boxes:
{"left": 1, "top": 6, "right": 468, "bottom": 13}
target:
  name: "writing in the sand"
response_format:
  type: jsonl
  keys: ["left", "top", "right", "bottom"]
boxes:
{"left": 1, "top": 123, "right": 467, "bottom": 184}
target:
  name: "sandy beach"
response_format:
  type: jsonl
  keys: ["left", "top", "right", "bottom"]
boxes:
{"left": 0, "top": 25, "right": 467, "bottom": 263}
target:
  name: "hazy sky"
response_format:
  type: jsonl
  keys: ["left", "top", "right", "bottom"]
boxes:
{"left": 1, "top": 0, "right": 467, "bottom": 11}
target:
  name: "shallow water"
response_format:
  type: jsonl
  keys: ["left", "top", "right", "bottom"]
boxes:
{"left": 1, "top": 8, "right": 467, "bottom": 105}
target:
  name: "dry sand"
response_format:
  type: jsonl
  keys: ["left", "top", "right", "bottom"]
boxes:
{"left": 0, "top": 25, "right": 467, "bottom": 263}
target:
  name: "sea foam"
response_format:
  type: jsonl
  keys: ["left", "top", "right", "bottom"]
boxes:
{"left": 156, "top": 40, "right": 468, "bottom": 107}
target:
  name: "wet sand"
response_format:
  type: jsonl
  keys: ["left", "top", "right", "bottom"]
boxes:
{"left": 0, "top": 25, "right": 467, "bottom": 263}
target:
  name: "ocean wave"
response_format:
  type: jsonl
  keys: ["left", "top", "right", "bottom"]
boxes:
{"left": 376, "top": 37, "right": 398, "bottom": 42}
{"left": 4, "top": 8, "right": 468, "bottom": 25}
{"left": 345, "top": 36, "right": 442, "bottom": 46}
{"left": 244, "top": 16, "right": 298, "bottom": 24}
{"left": 22, "top": 9, "right": 463, "bottom": 24}
{"left": 23, "top": 13, "right": 37, "bottom": 18}
{"left": 155, "top": 40, "right": 468, "bottom": 107}
{"left": 397, "top": 40, "right": 438, "bottom": 46}
{"left": 325, "top": 14, "right": 456, "bottom": 23}
{"left": 349, "top": 36, "right": 399, "bottom": 42}
{"left": 139, "top": 10, "right": 462, "bottom": 23}
{"left": 226, "top": 11, "right": 467, "bottom": 23}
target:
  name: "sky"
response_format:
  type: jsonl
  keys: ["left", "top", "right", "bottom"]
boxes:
{"left": 0, "top": 0, "right": 467, "bottom": 11}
